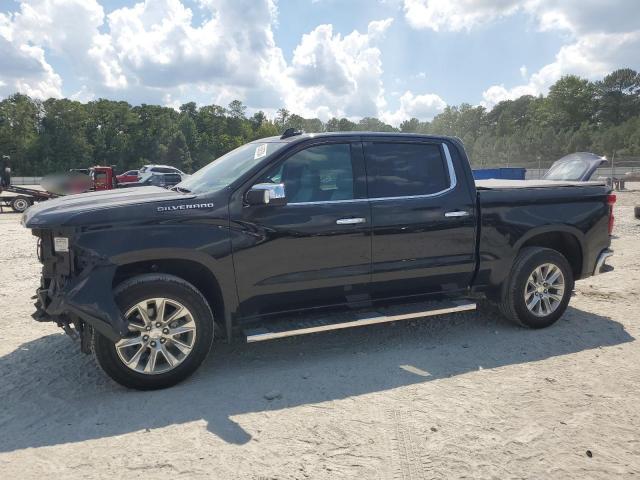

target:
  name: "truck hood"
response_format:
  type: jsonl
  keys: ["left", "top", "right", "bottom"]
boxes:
{"left": 22, "top": 186, "right": 196, "bottom": 229}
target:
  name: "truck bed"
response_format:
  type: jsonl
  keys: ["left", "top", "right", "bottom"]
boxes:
{"left": 476, "top": 179, "right": 606, "bottom": 189}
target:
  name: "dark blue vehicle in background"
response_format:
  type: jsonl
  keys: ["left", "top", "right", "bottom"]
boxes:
{"left": 23, "top": 131, "right": 616, "bottom": 389}
{"left": 473, "top": 167, "right": 526, "bottom": 180}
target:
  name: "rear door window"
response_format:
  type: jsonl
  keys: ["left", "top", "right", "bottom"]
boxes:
{"left": 364, "top": 142, "right": 449, "bottom": 198}
{"left": 165, "top": 174, "right": 182, "bottom": 183}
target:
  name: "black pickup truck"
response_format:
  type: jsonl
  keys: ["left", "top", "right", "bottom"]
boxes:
{"left": 22, "top": 131, "right": 616, "bottom": 389}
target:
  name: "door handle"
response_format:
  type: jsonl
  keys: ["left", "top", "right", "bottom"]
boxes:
{"left": 336, "top": 217, "right": 366, "bottom": 225}
{"left": 444, "top": 210, "right": 470, "bottom": 217}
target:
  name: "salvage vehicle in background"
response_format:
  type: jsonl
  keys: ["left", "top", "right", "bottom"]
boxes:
{"left": 118, "top": 173, "right": 183, "bottom": 189}
{"left": 116, "top": 170, "right": 139, "bottom": 183}
{"left": 23, "top": 131, "right": 616, "bottom": 390}
{"left": 90, "top": 166, "right": 118, "bottom": 191}
{"left": 138, "top": 165, "right": 187, "bottom": 182}
{"left": 542, "top": 152, "right": 608, "bottom": 181}
{"left": 0, "top": 184, "right": 58, "bottom": 212}
{"left": 42, "top": 166, "right": 118, "bottom": 195}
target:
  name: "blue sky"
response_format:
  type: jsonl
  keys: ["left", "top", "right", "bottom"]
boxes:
{"left": 1, "top": 0, "right": 639, "bottom": 125}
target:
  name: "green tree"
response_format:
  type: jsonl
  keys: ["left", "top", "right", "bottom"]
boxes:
{"left": 546, "top": 75, "right": 597, "bottom": 130}
{"left": 596, "top": 68, "right": 640, "bottom": 125}
{"left": 400, "top": 118, "right": 420, "bottom": 132}
{"left": 2, "top": 66, "right": 640, "bottom": 177}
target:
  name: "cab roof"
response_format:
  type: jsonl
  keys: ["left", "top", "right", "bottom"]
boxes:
{"left": 251, "top": 131, "right": 459, "bottom": 144}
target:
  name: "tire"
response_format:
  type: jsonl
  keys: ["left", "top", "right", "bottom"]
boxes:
{"left": 499, "top": 247, "right": 574, "bottom": 329}
{"left": 93, "top": 274, "right": 214, "bottom": 390}
{"left": 10, "top": 196, "right": 31, "bottom": 213}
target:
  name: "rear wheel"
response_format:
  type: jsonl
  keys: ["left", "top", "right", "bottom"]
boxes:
{"left": 499, "top": 247, "right": 574, "bottom": 328}
{"left": 10, "top": 196, "right": 31, "bottom": 213}
{"left": 93, "top": 274, "right": 214, "bottom": 390}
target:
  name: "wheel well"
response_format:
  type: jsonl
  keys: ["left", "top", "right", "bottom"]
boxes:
{"left": 113, "top": 259, "right": 225, "bottom": 328}
{"left": 521, "top": 232, "right": 582, "bottom": 277}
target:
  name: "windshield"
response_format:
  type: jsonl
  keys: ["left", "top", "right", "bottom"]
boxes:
{"left": 544, "top": 159, "right": 589, "bottom": 180}
{"left": 177, "top": 141, "right": 285, "bottom": 194}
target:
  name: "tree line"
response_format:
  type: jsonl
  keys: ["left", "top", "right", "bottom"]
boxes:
{"left": 1, "top": 68, "right": 639, "bottom": 176}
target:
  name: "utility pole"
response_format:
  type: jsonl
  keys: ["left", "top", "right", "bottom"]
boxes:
{"left": 537, "top": 155, "right": 541, "bottom": 179}
{"left": 611, "top": 150, "right": 616, "bottom": 190}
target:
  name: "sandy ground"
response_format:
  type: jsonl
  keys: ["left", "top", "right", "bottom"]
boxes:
{"left": 0, "top": 187, "right": 639, "bottom": 480}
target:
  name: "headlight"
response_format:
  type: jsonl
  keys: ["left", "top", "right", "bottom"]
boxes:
{"left": 53, "top": 236, "right": 69, "bottom": 253}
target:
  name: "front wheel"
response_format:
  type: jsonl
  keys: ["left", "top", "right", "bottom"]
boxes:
{"left": 93, "top": 274, "right": 214, "bottom": 390}
{"left": 499, "top": 247, "right": 574, "bottom": 328}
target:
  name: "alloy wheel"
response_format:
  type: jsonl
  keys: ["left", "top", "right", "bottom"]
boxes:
{"left": 115, "top": 298, "right": 197, "bottom": 374}
{"left": 524, "top": 263, "right": 565, "bottom": 317}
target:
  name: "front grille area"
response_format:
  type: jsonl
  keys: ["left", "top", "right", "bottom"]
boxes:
{"left": 33, "top": 229, "right": 71, "bottom": 278}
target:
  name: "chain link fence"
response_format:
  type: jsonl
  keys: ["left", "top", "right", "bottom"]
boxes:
{"left": 473, "top": 156, "right": 640, "bottom": 180}
{"left": 10, "top": 177, "right": 43, "bottom": 185}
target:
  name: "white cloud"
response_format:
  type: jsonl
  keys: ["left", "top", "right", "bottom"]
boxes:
{"left": 0, "top": 12, "right": 62, "bottom": 98}
{"left": 482, "top": 30, "right": 640, "bottom": 107}
{"left": 381, "top": 90, "right": 446, "bottom": 125}
{"left": 283, "top": 18, "right": 394, "bottom": 120}
{"left": 368, "top": 17, "right": 394, "bottom": 38}
{"left": 403, "top": 1, "right": 640, "bottom": 108}
{"left": 104, "top": 0, "right": 285, "bottom": 101}
{"left": 0, "top": 2, "right": 414, "bottom": 121}
{"left": 403, "top": 0, "right": 640, "bottom": 35}
{"left": 403, "top": 0, "right": 520, "bottom": 32}
{"left": 519, "top": 65, "right": 527, "bottom": 78}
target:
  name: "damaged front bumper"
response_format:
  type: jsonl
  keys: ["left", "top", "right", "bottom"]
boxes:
{"left": 32, "top": 230, "right": 127, "bottom": 343}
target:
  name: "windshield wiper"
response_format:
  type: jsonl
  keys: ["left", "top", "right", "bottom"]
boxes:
{"left": 172, "top": 186, "right": 192, "bottom": 193}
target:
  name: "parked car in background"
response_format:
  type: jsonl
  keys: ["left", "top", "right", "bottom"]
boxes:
{"left": 119, "top": 172, "right": 183, "bottom": 189}
{"left": 138, "top": 165, "right": 187, "bottom": 182}
{"left": 116, "top": 170, "right": 139, "bottom": 183}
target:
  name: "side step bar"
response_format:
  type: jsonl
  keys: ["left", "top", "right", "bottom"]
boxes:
{"left": 244, "top": 299, "right": 476, "bottom": 343}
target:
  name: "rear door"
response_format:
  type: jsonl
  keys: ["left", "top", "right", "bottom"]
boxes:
{"left": 364, "top": 138, "right": 477, "bottom": 299}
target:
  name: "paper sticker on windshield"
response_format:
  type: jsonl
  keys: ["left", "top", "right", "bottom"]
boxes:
{"left": 254, "top": 144, "right": 268, "bottom": 160}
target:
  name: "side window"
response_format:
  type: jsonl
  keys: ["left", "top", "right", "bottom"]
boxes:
{"left": 263, "top": 144, "right": 354, "bottom": 203}
{"left": 365, "top": 142, "right": 449, "bottom": 198}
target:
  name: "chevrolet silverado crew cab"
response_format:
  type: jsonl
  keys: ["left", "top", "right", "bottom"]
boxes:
{"left": 23, "top": 131, "right": 616, "bottom": 390}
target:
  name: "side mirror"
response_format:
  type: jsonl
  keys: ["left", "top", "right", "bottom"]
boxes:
{"left": 246, "top": 183, "right": 287, "bottom": 206}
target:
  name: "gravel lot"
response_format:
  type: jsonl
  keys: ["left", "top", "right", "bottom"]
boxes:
{"left": 1, "top": 186, "right": 639, "bottom": 479}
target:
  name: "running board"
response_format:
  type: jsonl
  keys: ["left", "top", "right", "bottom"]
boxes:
{"left": 244, "top": 299, "right": 476, "bottom": 343}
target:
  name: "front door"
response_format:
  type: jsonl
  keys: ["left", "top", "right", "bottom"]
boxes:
{"left": 230, "top": 140, "right": 372, "bottom": 317}
{"left": 364, "top": 139, "right": 477, "bottom": 299}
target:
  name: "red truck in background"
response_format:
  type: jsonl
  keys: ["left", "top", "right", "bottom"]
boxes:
{"left": 116, "top": 169, "right": 139, "bottom": 184}
{"left": 1, "top": 166, "right": 119, "bottom": 213}
{"left": 90, "top": 166, "right": 117, "bottom": 191}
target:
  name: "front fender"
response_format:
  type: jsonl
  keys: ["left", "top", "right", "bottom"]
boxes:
{"left": 67, "top": 223, "right": 236, "bottom": 340}
{"left": 111, "top": 247, "right": 239, "bottom": 320}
